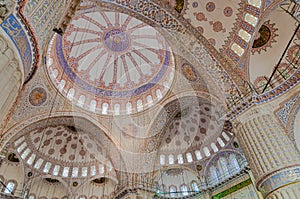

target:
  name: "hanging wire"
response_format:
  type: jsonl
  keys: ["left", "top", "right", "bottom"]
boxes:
{"left": 25, "top": 19, "right": 81, "bottom": 198}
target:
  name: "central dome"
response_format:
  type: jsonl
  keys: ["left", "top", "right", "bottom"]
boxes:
{"left": 47, "top": 10, "right": 175, "bottom": 115}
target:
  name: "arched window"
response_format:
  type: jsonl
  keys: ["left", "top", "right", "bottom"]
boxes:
{"left": 211, "top": 143, "right": 219, "bottom": 153}
{"left": 238, "top": 29, "right": 251, "bottom": 42}
{"left": 107, "top": 161, "right": 113, "bottom": 171}
{"left": 72, "top": 167, "right": 79, "bottom": 178}
{"left": 222, "top": 132, "right": 230, "bottom": 141}
{"left": 17, "top": 142, "right": 27, "bottom": 153}
{"left": 244, "top": 13, "right": 258, "bottom": 26}
{"left": 248, "top": 0, "right": 261, "bottom": 8}
{"left": 78, "top": 196, "right": 87, "bottom": 199}
{"left": 163, "top": 81, "right": 169, "bottom": 89}
{"left": 195, "top": 150, "right": 202, "bottom": 160}
{"left": 191, "top": 181, "right": 199, "bottom": 192}
{"left": 186, "top": 153, "right": 193, "bottom": 163}
{"left": 27, "top": 153, "right": 36, "bottom": 165}
{"left": 28, "top": 195, "right": 35, "bottom": 199}
{"left": 58, "top": 80, "right": 66, "bottom": 91}
{"left": 156, "top": 89, "right": 162, "bottom": 99}
{"left": 126, "top": 102, "right": 132, "bottom": 114}
{"left": 53, "top": 165, "right": 60, "bottom": 176}
{"left": 216, "top": 160, "right": 224, "bottom": 180}
{"left": 67, "top": 88, "right": 75, "bottom": 100}
{"left": 203, "top": 147, "right": 211, "bottom": 157}
{"left": 177, "top": 154, "right": 184, "bottom": 164}
{"left": 82, "top": 167, "right": 88, "bottom": 177}
{"left": 137, "top": 99, "right": 143, "bottom": 112}
{"left": 99, "top": 164, "right": 105, "bottom": 174}
{"left": 3, "top": 181, "right": 16, "bottom": 194}
{"left": 231, "top": 43, "right": 245, "bottom": 56}
{"left": 209, "top": 166, "right": 219, "bottom": 185}
{"left": 217, "top": 137, "right": 225, "bottom": 147}
{"left": 78, "top": 95, "right": 86, "bottom": 107}
{"left": 102, "top": 103, "right": 108, "bottom": 114}
{"left": 168, "top": 154, "right": 174, "bottom": 165}
{"left": 34, "top": 158, "right": 43, "bottom": 169}
{"left": 14, "top": 137, "right": 24, "bottom": 147}
{"left": 62, "top": 167, "right": 69, "bottom": 177}
{"left": 21, "top": 148, "right": 31, "bottom": 159}
{"left": 90, "top": 100, "right": 97, "bottom": 112}
{"left": 219, "top": 157, "right": 230, "bottom": 178}
{"left": 90, "top": 165, "right": 96, "bottom": 176}
{"left": 180, "top": 184, "right": 188, "bottom": 196}
{"left": 229, "top": 154, "right": 240, "bottom": 172}
{"left": 51, "top": 69, "right": 58, "bottom": 78}
{"left": 147, "top": 95, "right": 153, "bottom": 107}
{"left": 43, "top": 162, "right": 51, "bottom": 173}
{"left": 169, "top": 185, "right": 177, "bottom": 197}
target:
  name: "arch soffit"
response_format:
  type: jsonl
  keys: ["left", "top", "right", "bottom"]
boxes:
{"left": 153, "top": 165, "right": 199, "bottom": 180}
{"left": 68, "top": 0, "right": 243, "bottom": 102}
{"left": 27, "top": 176, "right": 72, "bottom": 198}
{"left": 0, "top": 113, "right": 127, "bottom": 171}
{"left": 137, "top": 90, "right": 227, "bottom": 139}
{"left": 3, "top": 150, "right": 26, "bottom": 187}
{"left": 143, "top": 94, "right": 227, "bottom": 153}
{"left": 203, "top": 149, "right": 245, "bottom": 175}
{"left": 0, "top": 29, "right": 24, "bottom": 83}
{"left": 73, "top": 176, "right": 118, "bottom": 195}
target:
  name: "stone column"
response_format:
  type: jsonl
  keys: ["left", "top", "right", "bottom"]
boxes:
{"left": 235, "top": 104, "right": 300, "bottom": 198}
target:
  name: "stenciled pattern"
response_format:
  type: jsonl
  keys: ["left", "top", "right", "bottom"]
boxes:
{"left": 276, "top": 94, "right": 300, "bottom": 127}
{"left": 10, "top": 116, "right": 118, "bottom": 180}
{"left": 259, "top": 167, "right": 300, "bottom": 197}
{"left": 29, "top": 87, "right": 47, "bottom": 106}
{"left": 22, "top": 0, "right": 67, "bottom": 50}
{"left": 1, "top": 14, "right": 34, "bottom": 81}
{"left": 251, "top": 20, "right": 278, "bottom": 54}
{"left": 47, "top": 10, "right": 175, "bottom": 115}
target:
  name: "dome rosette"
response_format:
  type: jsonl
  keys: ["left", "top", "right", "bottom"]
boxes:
{"left": 47, "top": 10, "right": 175, "bottom": 115}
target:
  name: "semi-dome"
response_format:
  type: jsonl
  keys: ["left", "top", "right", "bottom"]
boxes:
{"left": 47, "top": 10, "right": 175, "bottom": 115}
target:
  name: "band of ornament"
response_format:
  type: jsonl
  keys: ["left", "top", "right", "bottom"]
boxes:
{"left": 259, "top": 166, "right": 300, "bottom": 197}
{"left": 212, "top": 179, "right": 252, "bottom": 199}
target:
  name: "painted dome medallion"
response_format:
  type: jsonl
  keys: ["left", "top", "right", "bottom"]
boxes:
{"left": 47, "top": 10, "right": 175, "bottom": 115}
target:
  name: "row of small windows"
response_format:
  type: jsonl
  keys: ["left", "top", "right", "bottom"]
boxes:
{"left": 159, "top": 132, "right": 231, "bottom": 165}
{"left": 15, "top": 139, "right": 113, "bottom": 178}
{"left": 28, "top": 195, "right": 69, "bottom": 199}
{"left": 157, "top": 181, "right": 199, "bottom": 197}
{"left": 78, "top": 196, "right": 109, "bottom": 199}
{"left": 28, "top": 195, "right": 108, "bottom": 199}
{"left": 52, "top": 77, "right": 164, "bottom": 114}
{"left": 207, "top": 153, "right": 247, "bottom": 186}
{"left": 230, "top": 0, "right": 262, "bottom": 58}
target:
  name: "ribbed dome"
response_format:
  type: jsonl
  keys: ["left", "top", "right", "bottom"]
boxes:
{"left": 47, "top": 10, "right": 175, "bottom": 115}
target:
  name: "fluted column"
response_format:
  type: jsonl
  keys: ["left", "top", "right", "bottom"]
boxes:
{"left": 235, "top": 104, "right": 300, "bottom": 198}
